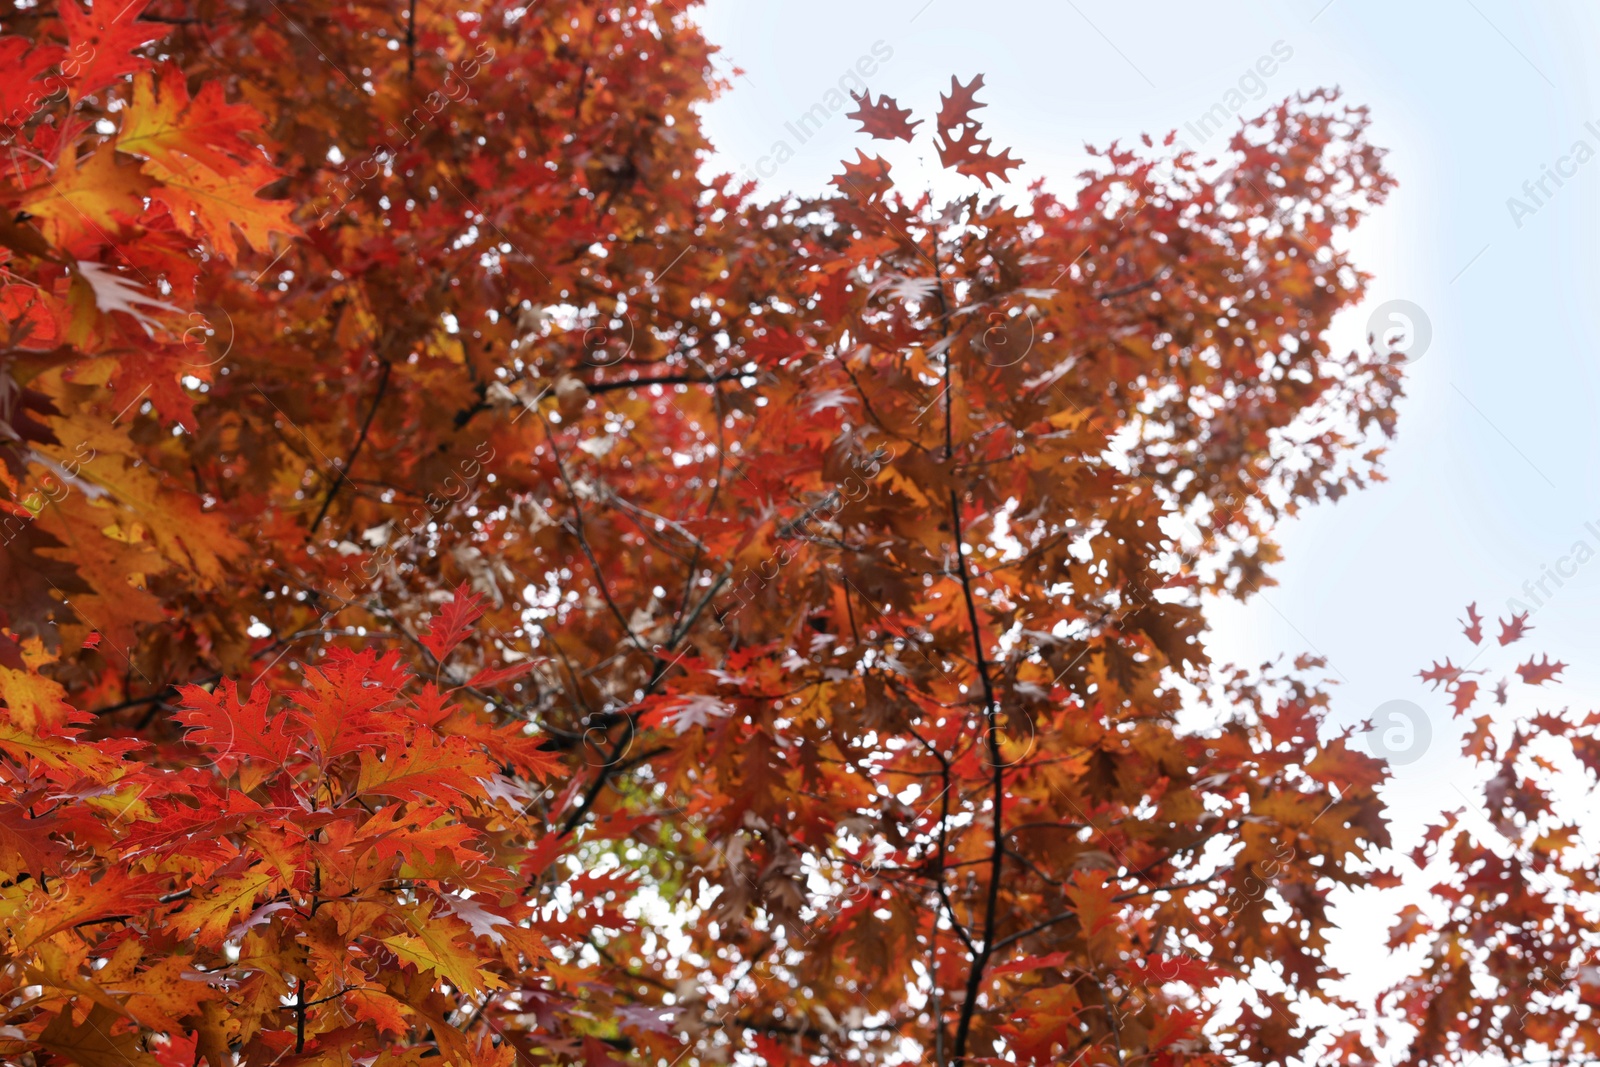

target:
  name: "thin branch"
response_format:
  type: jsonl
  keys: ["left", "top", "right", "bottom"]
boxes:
{"left": 987, "top": 909, "right": 1079, "bottom": 956}
{"left": 583, "top": 370, "right": 745, "bottom": 394}
{"left": 555, "top": 566, "right": 730, "bottom": 837}
{"left": 934, "top": 208, "right": 1008, "bottom": 1066}
{"left": 406, "top": 0, "right": 417, "bottom": 81}
{"left": 538, "top": 410, "right": 653, "bottom": 659}
{"left": 308, "top": 359, "right": 391, "bottom": 538}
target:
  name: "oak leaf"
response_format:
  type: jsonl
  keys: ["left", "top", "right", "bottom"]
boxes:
{"left": 144, "top": 155, "right": 299, "bottom": 262}
{"left": 845, "top": 90, "right": 921, "bottom": 142}
{"left": 59, "top": 0, "right": 169, "bottom": 99}
{"left": 1498, "top": 610, "right": 1532, "bottom": 645}
{"left": 1516, "top": 654, "right": 1565, "bottom": 686}
{"left": 117, "top": 66, "right": 266, "bottom": 177}
{"left": 37, "top": 1003, "right": 160, "bottom": 1067}
{"left": 421, "top": 582, "right": 487, "bottom": 663}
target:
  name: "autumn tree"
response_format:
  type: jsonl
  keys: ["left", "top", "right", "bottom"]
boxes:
{"left": 2, "top": 1, "right": 1552, "bottom": 1065}
{"left": 1382, "top": 609, "right": 1600, "bottom": 1067}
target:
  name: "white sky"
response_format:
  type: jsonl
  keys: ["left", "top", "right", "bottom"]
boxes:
{"left": 689, "top": 1, "right": 1600, "bottom": 1058}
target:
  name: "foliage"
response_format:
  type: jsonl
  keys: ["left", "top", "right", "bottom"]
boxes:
{"left": 2, "top": 587, "right": 602, "bottom": 1064}
{"left": 0, "top": 1, "right": 1575, "bottom": 1065}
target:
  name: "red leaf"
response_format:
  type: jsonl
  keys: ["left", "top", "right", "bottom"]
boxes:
{"left": 936, "top": 73, "right": 988, "bottom": 129}
{"left": 991, "top": 950, "right": 1073, "bottom": 978}
{"left": 1460, "top": 602, "right": 1483, "bottom": 645}
{"left": 845, "top": 90, "right": 921, "bottom": 142}
{"left": 1419, "top": 659, "right": 1462, "bottom": 687}
{"left": 0, "top": 39, "right": 66, "bottom": 129}
{"left": 1498, "top": 611, "right": 1532, "bottom": 646}
{"left": 1516, "top": 655, "right": 1566, "bottom": 686}
{"left": 933, "top": 73, "right": 1025, "bottom": 188}
{"left": 175, "top": 679, "right": 293, "bottom": 768}
{"left": 421, "top": 582, "right": 486, "bottom": 663}
{"left": 288, "top": 650, "right": 406, "bottom": 759}
{"left": 465, "top": 660, "right": 538, "bottom": 690}
{"left": 934, "top": 118, "right": 1024, "bottom": 189}
{"left": 59, "top": 0, "right": 170, "bottom": 99}
{"left": 1129, "top": 953, "right": 1222, "bottom": 988}
{"left": 831, "top": 149, "right": 895, "bottom": 203}
{"left": 1451, "top": 679, "right": 1479, "bottom": 716}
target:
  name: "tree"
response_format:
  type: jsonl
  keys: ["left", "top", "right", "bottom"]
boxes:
{"left": 1386, "top": 609, "right": 1600, "bottom": 1067}
{"left": 5, "top": 1, "right": 1558, "bottom": 1065}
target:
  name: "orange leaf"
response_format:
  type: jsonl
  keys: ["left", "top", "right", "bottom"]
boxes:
{"left": 37, "top": 1003, "right": 160, "bottom": 1067}
{"left": 356, "top": 731, "right": 493, "bottom": 803}
{"left": 144, "top": 155, "right": 298, "bottom": 262}
{"left": 118, "top": 65, "right": 267, "bottom": 178}
{"left": 1065, "top": 869, "right": 1119, "bottom": 937}
{"left": 20, "top": 146, "right": 151, "bottom": 251}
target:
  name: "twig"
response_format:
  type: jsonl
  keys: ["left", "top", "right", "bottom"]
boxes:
{"left": 308, "top": 360, "right": 391, "bottom": 538}
{"left": 584, "top": 370, "right": 745, "bottom": 394}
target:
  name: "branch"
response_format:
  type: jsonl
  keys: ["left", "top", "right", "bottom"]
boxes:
{"left": 406, "top": 0, "right": 417, "bottom": 81}
{"left": 937, "top": 216, "right": 1007, "bottom": 1063}
{"left": 905, "top": 719, "right": 977, "bottom": 959}
{"left": 1092, "top": 271, "right": 1166, "bottom": 302}
{"left": 308, "top": 360, "right": 391, "bottom": 538}
{"left": 987, "top": 909, "right": 1079, "bottom": 956}
{"left": 1089, "top": 975, "right": 1126, "bottom": 1067}
{"left": 87, "top": 624, "right": 377, "bottom": 717}
{"left": 555, "top": 566, "right": 730, "bottom": 837}
{"left": 949, "top": 498, "right": 1008, "bottom": 1060}
{"left": 583, "top": 370, "right": 744, "bottom": 394}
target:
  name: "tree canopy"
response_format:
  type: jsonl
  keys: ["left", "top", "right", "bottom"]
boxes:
{"left": 1, "top": 2, "right": 1592, "bottom": 1065}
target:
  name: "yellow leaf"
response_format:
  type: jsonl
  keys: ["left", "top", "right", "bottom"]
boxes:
{"left": 39, "top": 418, "right": 244, "bottom": 587}
{"left": 20, "top": 148, "right": 151, "bottom": 251}
{"left": 82, "top": 782, "right": 154, "bottom": 822}
{"left": 0, "top": 712, "right": 123, "bottom": 782}
{"left": 25, "top": 941, "right": 134, "bottom": 1020}
{"left": 0, "top": 643, "right": 74, "bottom": 731}
{"left": 381, "top": 918, "right": 502, "bottom": 996}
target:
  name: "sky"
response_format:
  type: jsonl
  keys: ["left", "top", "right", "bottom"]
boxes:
{"left": 687, "top": 0, "right": 1600, "bottom": 1051}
